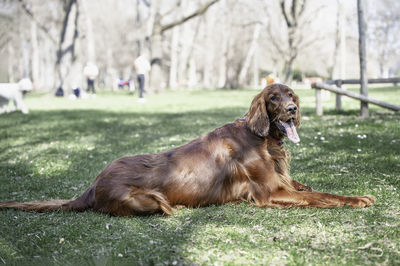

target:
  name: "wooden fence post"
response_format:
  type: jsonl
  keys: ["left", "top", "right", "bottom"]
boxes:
{"left": 315, "top": 88, "right": 323, "bottom": 115}
{"left": 335, "top": 80, "right": 342, "bottom": 111}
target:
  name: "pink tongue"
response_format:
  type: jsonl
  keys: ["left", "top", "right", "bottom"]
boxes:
{"left": 281, "top": 120, "right": 300, "bottom": 144}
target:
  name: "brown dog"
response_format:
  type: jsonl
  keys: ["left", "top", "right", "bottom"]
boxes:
{"left": 0, "top": 84, "right": 375, "bottom": 216}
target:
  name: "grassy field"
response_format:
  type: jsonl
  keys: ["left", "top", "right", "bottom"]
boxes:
{"left": 1, "top": 86, "right": 399, "bottom": 265}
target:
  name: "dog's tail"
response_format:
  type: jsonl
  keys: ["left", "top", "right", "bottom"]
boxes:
{"left": 0, "top": 186, "right": 95, "bottom": 213}
{"left": 0, "top": 199, "right": 72, "bottom": 212}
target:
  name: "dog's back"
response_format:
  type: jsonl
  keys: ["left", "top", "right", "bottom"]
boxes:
{"left": 0, "top": 83, "right": 20, "bottom": 99}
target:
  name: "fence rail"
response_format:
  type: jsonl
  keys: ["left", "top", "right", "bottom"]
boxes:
{"left": 326, "top": 77, "right": 400, "bottom": 85}
{"left": 311, "top": 82, "right": 400, "bottom": 115}
{"left": 325, "top": 78, "right": 400, "bottom": 112}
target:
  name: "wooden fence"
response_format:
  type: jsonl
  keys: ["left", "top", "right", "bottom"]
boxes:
{"left": 311, "top": 79, "right": 400, "bottom": 115}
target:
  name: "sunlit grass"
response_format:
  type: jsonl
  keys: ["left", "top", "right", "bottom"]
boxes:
{"left": 1, "top": 86, "right": 399, "bottom": 265}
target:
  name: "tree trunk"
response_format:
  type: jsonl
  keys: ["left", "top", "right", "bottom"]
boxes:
{"left": 202, "top": 20, "right": 213, "bottom": 89}
{"left": 283, "top": 56, "right": 295, "bottom": 83}
{"left": 253, "top": 45, "right": 259, "bottom": 88}
{"left": 188, "top": 58, "right": 197, "bottom": 89}
{"left": 217, "top": 15, "right": 229, "bottom": 88}
{"left": 177, "top": 20, "right": 201, "bottom": 89}
{"left": 168, "top": 25, "right": 179, "bottom": 89}
{"left": 43, "top": 37, "right": 55, "bottom": 91}
{"left": 22, "top": 41, "right": 30, "bottom": 78}
{"left": 55, "top": 0, "right": 79, "bottom": 89}
{"left": 217, "top": 39, "right": 227, "bottom": 88}
{"left": 177, "top": 32, "right": 189, "bottom": 86}
{"left": 284, "top": 26, "right": 298, "bottom": 83}
{"left": 224, "top": 37, "right": 240, "bottom": 89}
{"left": 81, "top": 0, "right": 96, "bottom": 63}
{"left": 7, "top": 41, "right": 15, "bottom": 82}
{"left": 150, "top": 32, "right": 165, "bottom": 93}
{"left": 107, "top": 48, "right": 118, "bottom": 90}
{"left": 329, "top": 0, "right": 341, "bottom": 79}
{"left": 278, "top": 0, "right": 307, "bottom": 83}
{"left": 339, "top": 0, "right": 346, "bottom": 80}
{"left": 30, "top": 20, "right": 40, "bottom": 88}
{"left": 238, "top": 23, "right": 261, "bottom": 86}
{"left": 357, "top": 0, "right": 368, "bottom": 117}
{"left": 147, "top": 4, "right": 165, "bottom": 93}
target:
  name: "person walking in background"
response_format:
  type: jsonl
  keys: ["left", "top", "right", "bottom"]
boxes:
{"left": 83, "top": 62, "right": 99, "bottom": 95}
{"left": 134, "top": 55, "right": 151, "bottom": 103}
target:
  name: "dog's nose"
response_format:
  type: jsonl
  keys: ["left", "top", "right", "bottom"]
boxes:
{"left": 286, "top": 104, "right": 297, "bottom": 114}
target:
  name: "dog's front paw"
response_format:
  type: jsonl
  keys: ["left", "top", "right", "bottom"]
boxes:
{"left": 348, "top": 195, "right": 375, "bottom": 208}
{"left": 292, "top": 180, "right": 313, "bottom": 192}
{"left": 298, "top": 184, "right": 313, "bottom": 192}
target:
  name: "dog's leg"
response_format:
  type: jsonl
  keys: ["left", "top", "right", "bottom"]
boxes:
{"left": 15, "top": 93, "right": 29, "bottom": 114}
{"left": 291, "top": 180, "right": 312, "bottom": 192}
{"left": 10, "top": 99, "right": 17, "bottom": 112}
{"left": 268, "top": 189, "right": 375, "bottom": 208}
{"left": 93, "top": 186, "right": 173, "bottom": 216}
{"left": 0, "top": 98, "right": 7, "bottom": 114}
{"left": 124, "top": 188, "right": 173, "bottom": 215}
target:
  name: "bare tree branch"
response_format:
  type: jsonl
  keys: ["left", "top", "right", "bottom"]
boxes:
{"left": 291, "top": 0, "right": 297, "bottom": 24}
{"left": 280, "top": 0, "right": 292, "bottom": 27}
{"left": 18, "top": 0, "right": 57, "bottom": 44}
{"left": 298, "top": 4, "right": 326, "bottom": 30}
{"left": 0, "top": 36, "right": 11, "bottom": 51}
{"left": 161, "top": 0, "right": 182, "bottom": 18}
{"left": 160, "top": 0, "right": 220, "bottom": 34}
{"left": 141, "top": 0, "right": 150, "bottom": 7}
{"left": 55, "top": 0, "right": 79, "bottom": 86}
{"left": 57, "top": 0, "right": 77, "bottom": 52}
{"left": 298, "top": 0, "right": 306, "bottom": 19}
{"left": 266, "top": 22, "right": 286, "bottom": 56}
{"left": 232, "top": 21, "right": 263, "bottom": 28}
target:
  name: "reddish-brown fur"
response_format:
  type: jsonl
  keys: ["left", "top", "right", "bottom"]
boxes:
{"left": 0, "top": 84, "right": 375, "bottom": 216}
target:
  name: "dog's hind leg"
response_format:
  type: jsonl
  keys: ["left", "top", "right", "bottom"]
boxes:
{"left": 0, "top": 98, "right": 7, "bottom": 114}
{"left": 126, "top": 188, "right": 173, "bottom": 216}
{"left": 14, "top": 93, "right": 28, "bottom": 114}
{"left": 93, "top": 186, "right": 173, "bottom": 216}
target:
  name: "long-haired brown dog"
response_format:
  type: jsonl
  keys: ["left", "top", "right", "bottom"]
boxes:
{"left": 0, "top": 84, "right": 375, "bottom": 216}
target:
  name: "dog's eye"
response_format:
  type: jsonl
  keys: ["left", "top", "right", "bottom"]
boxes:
{"left": 288, "top": 93, "right": 293, "bottom": 97}
{"left": 270, "top": 96, "right": 277, "bottom": 101}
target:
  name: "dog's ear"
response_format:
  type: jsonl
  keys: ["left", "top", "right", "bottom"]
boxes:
{"left": 246, "top": 92, "right": 270, "bottom": 137}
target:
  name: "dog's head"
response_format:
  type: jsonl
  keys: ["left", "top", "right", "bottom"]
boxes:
{"left": 246, "top": 83, "right": 301, "bottom": 143}
{"left": 18, "top": 79, "right": 33, "bottom": 93}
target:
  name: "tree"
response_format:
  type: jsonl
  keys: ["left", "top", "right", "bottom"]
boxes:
{"left": 138, "top": 0, "right": 220, "bottom": 92}
{"left": 264, "top": 0, "right": 325, "bottom": 82}
{"left": 55, "top": 0, "right": 79, "bottom": 89}
{"left": 368, "top": 0, "right": 400, "bottom": 77}
{"left": 328, "top": 0, "right": 341, "bottom": 79}
{"left": 357, "top": 0, "right": 368, "bottom": 117}
{"left": 3, "top": 0, "right": 394, "bottom": 92}
{"left": 279, "top": 0, "right": 306, "bottom": 82}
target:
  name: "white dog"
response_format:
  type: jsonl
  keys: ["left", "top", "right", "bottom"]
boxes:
{"left": 0, "top": 78, "right": 33, "bottom": 114}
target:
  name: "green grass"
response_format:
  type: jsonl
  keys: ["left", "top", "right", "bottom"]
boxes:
{"left": 1, "top": 86, "right": 399, "bottom": 265}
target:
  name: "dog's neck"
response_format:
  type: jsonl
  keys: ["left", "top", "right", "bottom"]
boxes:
{"left": 267, "top": 135, "right": 283, "bottom": 146}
